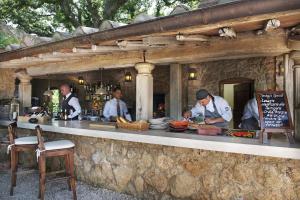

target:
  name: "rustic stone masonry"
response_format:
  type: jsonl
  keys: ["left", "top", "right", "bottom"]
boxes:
{"left": 0, "top": 69, "right": 15, "bottom": 99}
{"left": 186, "top": 57, "right": 276, "bottom": 108}
{"left": 1, "top": 128, "right": 300, "bottom": 200}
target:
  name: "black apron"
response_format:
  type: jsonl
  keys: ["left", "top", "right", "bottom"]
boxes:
{"left": 241, "top": 117, "right": 259, "bottom": 130}
{"left": 62, "top": 93, "right": 78, "bottom": 120}
{"left": 204, "top": 100, "right": 228, "bottom": 128}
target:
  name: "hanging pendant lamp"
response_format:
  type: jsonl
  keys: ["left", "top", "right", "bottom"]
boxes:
{"left": 43, "top": 76, "right": 53, "bottom": 96}
{"left": 95, "top": 68, "right": 107, "bottom": 95}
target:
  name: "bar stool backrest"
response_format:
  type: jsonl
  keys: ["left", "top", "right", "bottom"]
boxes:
{"left": 8, "top": 122, "right": 17, "bottom": 145}
{"left": 35, "top": 125, "right": 45, "bottom": 151}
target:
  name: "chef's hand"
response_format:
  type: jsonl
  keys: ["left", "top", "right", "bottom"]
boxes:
{"left": 183, "top": 111, "right": 192, "bottom": 119}
{"left": 205, "top": 117, "right": 225, "bottom": 124}
{"left": 205, "top": 118, "right": 215, "bottom": 124}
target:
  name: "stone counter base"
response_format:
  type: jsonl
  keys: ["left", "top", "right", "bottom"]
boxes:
{"left": 1, "top": 128, "right": 300, "bottom": 200}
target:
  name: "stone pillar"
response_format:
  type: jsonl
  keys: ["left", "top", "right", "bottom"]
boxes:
{"left": 135, "top": 63, "right": 154, "bottom": 120}
{"left": 170, "top": 64, "right": 182, "bottom": 120}
{"left": 291, "top": 51, "right": 300, "bottom": 140}
{"left": 15, "top": 70, "right": 32, "bottom": 111}
{"left": 284, "top": 54, "right": 294, "bottom": 121}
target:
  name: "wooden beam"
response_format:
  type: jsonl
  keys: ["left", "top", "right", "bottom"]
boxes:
{"left": 146, "top": 29, "right": 290, "bottom": 64}
{"left": 176, "top": 34, "right": 209, "bottom": 42}
{"left": 0, "top": 29, "right": 290, "bottom": 70}
{"left": 0, "top": 0, "right": 299, "bottom": 61}
{"left": 117, "top": 40, "right": 146, "bottom": 49}
{"left": 26, "top": 51, "right": 143, "bottom": 76}
{"left": 38, "top": 52, "right": 99, "bottom": 58}
{"left": 72, "top": 45, "right": 120, "bottom": 53}
{"left": 143, "top": 36, "right": 178, "bottom": 45}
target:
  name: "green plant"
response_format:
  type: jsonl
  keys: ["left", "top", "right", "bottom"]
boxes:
{"left": 0, "top": 32, "right": 19, "bottom": 48}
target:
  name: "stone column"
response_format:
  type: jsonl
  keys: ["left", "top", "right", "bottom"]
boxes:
{"left": 170, "top": 64, "right": 182, "bottom": 120}
{"left": 284, "top": 54, "right": 294, "bottom": 121}
{"left": 135, "top": 62, "right": 154, "bottom": 120}
{"left": 291, "top": 51, "right": 300, "bottom": 140}
{"left": 15, "top": 70, "right": 32, "bottom": 111}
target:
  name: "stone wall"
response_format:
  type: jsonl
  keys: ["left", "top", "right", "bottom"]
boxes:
{"left": 2, "top": 128, "right": 300, "bottom": 200}
{"left": 186, "top": 57, "right": 276, "bottom": 108}
{"left": 0, "top": 69, "right": 15, "bottom": 100}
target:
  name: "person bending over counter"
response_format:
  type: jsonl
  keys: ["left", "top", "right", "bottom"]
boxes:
{"left": 183, "top": 89, "right": 232, "bottom": 128}
{"left": 60, "top": 84, "right": 82, "bottom": 120}
{"left": 240, "top": 97, "right": 260, "bottom": 130}
{"left": 103, "top": 87, "right": 132, "bottom": 122}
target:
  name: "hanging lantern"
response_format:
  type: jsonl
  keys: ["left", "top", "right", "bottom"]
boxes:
{"left": 188, "top": 68, "right": 197, "bottom": 80}
{"left": 125, "top": 71, "right": 132, "bottom": 82}
{"left": 95, "top": 68, "right": 107, "bottom": 95}
{"left": 78, "top": 76, "right": 84, "bottom": 85}
{"left": 43, "top": 77, "right": 53, "bottom": 97}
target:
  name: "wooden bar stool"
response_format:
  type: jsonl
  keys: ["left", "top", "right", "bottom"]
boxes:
{"left": 7, "top": 122, "right": 38, "bottom": 196}
{"left": 35, "top": 125, "right": 77, "bottom": 200}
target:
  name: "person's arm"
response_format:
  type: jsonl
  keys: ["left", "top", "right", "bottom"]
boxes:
{"left": 190, "top": 103, "right": 204, "bottom": 118}
{"left": 205, "top": 117, "right": 225, "bottom": 124}
{"left": 68, "top": 97, "right": 81, "bottom": 118}
{"left": 216, "top": 97, "right": 232, "bottom": 122}
{"left": 103, "top": 101, "right": 110, "bottom": 119}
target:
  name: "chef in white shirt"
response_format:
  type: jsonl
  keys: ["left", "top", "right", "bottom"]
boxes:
{"left": 240, "top": 97, "right": 260, "bottom": 130}
{"left": 183, "top": 89, "right": 232, "bottom": 128}
{"left": 60, "top": 84, "right": 82, "bottom": 120}
{"left": 103, "top": 87, "right": 132, "bottom": 122}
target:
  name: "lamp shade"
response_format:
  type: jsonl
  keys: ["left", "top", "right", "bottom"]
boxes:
{"left": 43, "top": 90, "right": 53, "bottom": 96}
{"left": 188, "top": 68, "right": 197, "bottom": 80}
{"left": 78, "top": 76, "right": 84, "bottom": 85}
{"left": 125, "top": 72, "right": 132, "bottom": 82}
{"left": 95, "top": 85, "right": 107, "bottom": 95}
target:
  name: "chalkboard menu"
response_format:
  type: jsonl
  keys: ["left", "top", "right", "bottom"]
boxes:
{"left": 256, "top": 91, "right": 293, "bottom": 130}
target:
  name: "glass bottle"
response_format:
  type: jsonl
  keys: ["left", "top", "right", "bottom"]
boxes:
{"left": 64, "top": 109, "right": 68, "bottom": 120}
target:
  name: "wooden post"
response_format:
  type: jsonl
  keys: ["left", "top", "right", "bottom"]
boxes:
{"left": 170, "top": 64, "right": 182, "bottom": 120}
{"left": 135, "top": 62, "right": 154, "bottom": 120}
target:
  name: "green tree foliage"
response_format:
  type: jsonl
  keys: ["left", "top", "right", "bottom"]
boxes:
{"left": 0, "top": 32, "right": 19, "bottom": 48}
{"left": 0, "top": 0, "right": 200, "bottom": 37}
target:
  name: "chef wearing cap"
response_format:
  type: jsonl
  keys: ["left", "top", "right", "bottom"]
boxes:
{"left": 183, "top": 89, "right": 232, "bottom": 128}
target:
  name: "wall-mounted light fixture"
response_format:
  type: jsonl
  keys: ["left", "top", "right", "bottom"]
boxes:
{"left": 125, "top": 71, "right": 132, "bottom": 82}
{"left": 188, "top": 68, "right": 197, "bottom": 80}
{"left": 78, "top": 76, "right": 84, "bottom": 85}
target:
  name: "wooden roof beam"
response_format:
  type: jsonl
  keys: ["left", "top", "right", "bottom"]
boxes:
{"left": 26, "top": 50, "right": 143, "bottom": 76}
{"left": 176, "top": 34, "right": 209, "bottom": 42}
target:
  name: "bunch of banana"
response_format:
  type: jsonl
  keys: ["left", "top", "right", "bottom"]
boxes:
{"left": 116, "top": 117, "right": 129, "bottom": 123}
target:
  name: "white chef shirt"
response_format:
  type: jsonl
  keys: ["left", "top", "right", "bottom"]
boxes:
{"left": 190, "top": 95, "right": 232, "bottom": 122}
{"left": 103, "top": 98, "right": 132, "bottom": 121}
{"left": 241, "top": 98, "right": 259, "bottom": 121}
{"left": 65, "top": 93, "right": 82, "bottom": 119}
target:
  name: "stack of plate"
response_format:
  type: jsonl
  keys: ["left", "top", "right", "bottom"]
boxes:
{"left": 149, "top": 117, "right": 169, "bottom": 130}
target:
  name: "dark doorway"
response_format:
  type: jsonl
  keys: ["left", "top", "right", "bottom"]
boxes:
{"left": 153, "top": 93, "right": 165, "bottom": 118}
{"left": 220, "top": 78, "right": 254, "bottom": 129}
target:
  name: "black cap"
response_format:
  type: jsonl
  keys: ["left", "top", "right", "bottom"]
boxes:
{"left": 196, "top": 89, "right": 209, "bottom": 100}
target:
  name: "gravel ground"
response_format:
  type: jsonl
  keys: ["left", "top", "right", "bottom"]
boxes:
{"left": 0, "top": 171, "right": 140, "bottom": 200}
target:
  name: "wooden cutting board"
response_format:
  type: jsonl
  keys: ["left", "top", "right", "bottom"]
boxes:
{"left": 89, "top": 123, "right": 116, "bottom": 129}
